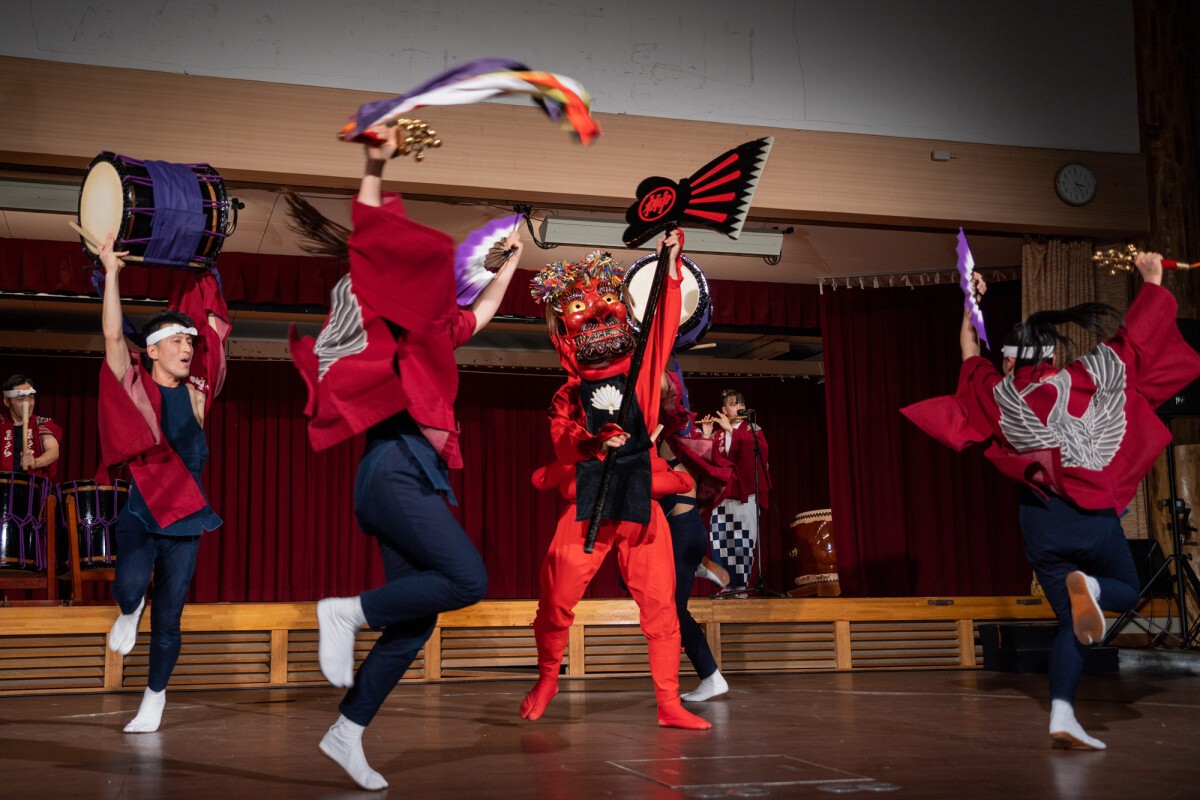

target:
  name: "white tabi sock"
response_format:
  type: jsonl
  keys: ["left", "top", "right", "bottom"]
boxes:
{"left": 107, "top": 597, "right": 146, "bottom": 656}
{"left": 124, "top": 687, "right": 166, "bottom": 734}
{"left": 319, "top": 715, "right": 388, "bottom": 791}
{"left": 1049, "top": 698, "right": 1106, "bottom": 750}
{"left": 681, "top": 669, "right": 729, "bottom": 702}
{"left": 317, "top": 596, "right": 366, "bottom": 688}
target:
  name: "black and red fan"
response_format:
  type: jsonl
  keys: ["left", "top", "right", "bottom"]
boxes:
{"left": 621, "top": 137, "right": 774, "bottom": 247}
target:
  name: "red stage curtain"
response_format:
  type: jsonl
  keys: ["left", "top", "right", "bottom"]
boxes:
{"left": 0, "top": 238, "right": 820, "bottom": 328}
{"left": 820, "top": 281, "right": 1029, "bottom": 597}
{"left": 0, "top": 355, "right": 827, "bottom": 603}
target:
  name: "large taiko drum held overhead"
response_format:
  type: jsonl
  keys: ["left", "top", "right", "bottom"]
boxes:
{"left": 77, "top": 151, "right": 240, "bottom": 270}
{"left": 0, "top": 471, "right": 52, "bottom": 572}
{"left": 787, "top": 509, "right": 840, "bottom": 597}
{"left": 57, "top": 480, "right": 129, "bottom": 570}
{"left": 623, "top": 252, "right": 712, "bottom": 350}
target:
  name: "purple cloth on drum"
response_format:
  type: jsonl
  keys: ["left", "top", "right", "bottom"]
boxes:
{"left": 142, "top": 161, "right": 206, "bottom": 267}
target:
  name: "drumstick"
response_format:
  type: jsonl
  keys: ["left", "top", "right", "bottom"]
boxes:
{"left": 649, "top": 423, "right": 664, "bottom": 443}
{"left": 19, "top": 398, "right": 31, "bottom": 462}
{"left": 688, "top": 342, "right": 717, "bottom": 350}
{"left": 67, "top": 220, "right": 146, "bottom": 263}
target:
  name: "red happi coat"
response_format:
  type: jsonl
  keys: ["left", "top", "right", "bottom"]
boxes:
{"left": 902, "top": 283, "right": 1200, "bottom": 513}
{"left": 712, "top": 421, "right": 771, "bottom": 509}
{"left": 290, "top": 194, "right": 476, "bottom": 465}
{"left": 97, "top": 271, "right": 230, "bottom": 528}
{"left": 0, "top": 414, "right": 62, "bottom": 479}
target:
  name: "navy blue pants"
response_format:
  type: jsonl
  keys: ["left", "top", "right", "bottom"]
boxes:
{"left": 1018, "top": 490, "right": 1140, "bottom": 703}
{"left": 339, "top": 436, "right": 488, "bottom": 726}
{"left": 112, "top": 513, "right": 201, "bottom": 693}
{"left": 665, "top": 502, "right": 718, "bottom": 680}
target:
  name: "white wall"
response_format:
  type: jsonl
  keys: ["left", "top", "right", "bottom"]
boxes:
{"left": 0, "top": 0, "right": 1138, "bottom": 152}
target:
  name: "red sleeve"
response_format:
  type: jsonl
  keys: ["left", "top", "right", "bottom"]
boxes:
{"left": 348, "top": 194, "right": 457, "bottom": 335}
{"left": 634, "top": 268, "right": 683, "bottom": 431}
{"left": 451, "top": 309, "right": 478, "bottom": 349}
{"left": 169, "top": 270, "right": 230, "bottom": 408}
{"left": 901, "top": 356, "right": 1002, "bottom": 451}
{"left": 1106, "top": 283, "right": 1200, "bottom": 407}
{"left": 549, "top": 381, "right": 597, "bottom": 464}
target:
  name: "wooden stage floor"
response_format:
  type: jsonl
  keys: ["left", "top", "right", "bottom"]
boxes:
{"left": 2, "top": 669, "right": 1197, "bottom": 799}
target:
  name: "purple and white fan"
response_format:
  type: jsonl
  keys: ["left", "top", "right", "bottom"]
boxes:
{"left": 455, "top": 214, "right": 524, "bottom": 306}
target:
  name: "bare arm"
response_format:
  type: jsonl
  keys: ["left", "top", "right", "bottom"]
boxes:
{"left": 99, "top": 233, "right": 132, "bottom": 379}
{"left": 960, "top": 273, "right": 986, "bottom": 361}
{"left": 356, "top": 126, "right": 400, "bottom": 208}
{"left": 26, "top": 432, "right": 59, "bottom": 471}
{"left": 470, "top": 231, "right": 525, "bottom": 334}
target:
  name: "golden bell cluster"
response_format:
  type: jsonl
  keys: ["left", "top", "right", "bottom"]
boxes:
{"left": 387, "top": 117, "right": 443, "bottom": 161}
{"left": 1091, "top": 243, "right": 1138, "bottom": 275}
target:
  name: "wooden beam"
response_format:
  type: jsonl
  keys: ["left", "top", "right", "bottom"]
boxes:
{"left": 0, "top": 56, "right": 1148, "bottom": 237}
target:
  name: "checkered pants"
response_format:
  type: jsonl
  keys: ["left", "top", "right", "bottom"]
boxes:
{"left": 708, "top": 495, "right": 758, "bottom": 589}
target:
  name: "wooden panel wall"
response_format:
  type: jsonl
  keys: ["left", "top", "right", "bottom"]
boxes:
{"left": 0, "top": 597, "right": 1058, "bottom": 696}
{"left": 0, "top": 56, "right": 1147, "bottom": 237}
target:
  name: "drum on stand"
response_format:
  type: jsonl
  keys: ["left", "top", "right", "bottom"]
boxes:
{"left": 787, "top": 509, "right": 840, "bottom": 597}
{"left": 57, "top": 480, "right": 129, "bottom": 570}
{"left": 77, "top": 151, "right": 240, "bottom": 270}
{"left": 0, "top": 472, "right": 52, "bottom": 572}
{"left": 623, "top": 252, "right": 712, "bottom": 350}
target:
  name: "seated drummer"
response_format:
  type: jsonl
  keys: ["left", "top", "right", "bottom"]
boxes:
{"left": 1, "top": 374, "right": 61, "bottom": 478}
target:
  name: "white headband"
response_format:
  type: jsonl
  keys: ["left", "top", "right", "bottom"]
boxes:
{"left": 145, "top": 324, "right": 198, "bottom": 347}
{"left": 3, "top": 388, "right": 35, "bottom": 398}
{"left": 1002, "top": 345, "right": 1055, "bottom": 360}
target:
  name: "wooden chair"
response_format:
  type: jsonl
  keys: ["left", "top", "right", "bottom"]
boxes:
{"left": 58, "top": 488, "right": 119, "bottom": 605}
{"left": 0, "top": 492, "right": 60, "bottom": 605}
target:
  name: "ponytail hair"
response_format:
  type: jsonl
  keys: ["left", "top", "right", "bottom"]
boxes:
{"left": 284, "top": 193, "right": 350, "bottom": 261}
{"left": 1009, "top": 302, "right": 1122, "bottom": 371}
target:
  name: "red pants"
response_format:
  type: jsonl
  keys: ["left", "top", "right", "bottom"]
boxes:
{"left": 532, "top": 502, "right": 682, "bottom": 708}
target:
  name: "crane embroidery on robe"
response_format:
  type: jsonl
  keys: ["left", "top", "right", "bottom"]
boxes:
{"left": 314, "top": 275, "right": 368, "bottom": 379}
{"left": 994, "top": 343, "right": 1127, "bottom": 471}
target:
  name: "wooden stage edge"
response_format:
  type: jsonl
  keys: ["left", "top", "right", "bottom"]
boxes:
{"left": 0, "top": 596, "right": 1063, "bottom": 697}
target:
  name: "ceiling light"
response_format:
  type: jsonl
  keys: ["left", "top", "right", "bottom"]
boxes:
{"left": 540, "top": 217, "right": 783, "bottom": 258}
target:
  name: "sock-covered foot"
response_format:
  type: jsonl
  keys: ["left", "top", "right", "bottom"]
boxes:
{"left": 107, "top": 598, "right": 145, "bottom": 656}
{"left": 658, "top": 702, "right": 712, "bottom": 730}
{"left": 695, "top": 556, "right": 731, "bottom": 589}
{"left": 681, "top": 670, "right": 729, "bottom": 702}
{"left": 317, "top": 596, "right": 366, "bottom": 688}
{"left": 1066, "top": 571, "right": 1105, "bottom": 645}
{"left": 1049, "top": 699, "right": 1106, "bottom": 750}
{"left": 123, "top": 687, "right": 166, "bottom": 734}
{"left": 319, "top": 715, "right": 388, "bottom": 791}
{"left": 520, "top": 677, "right": 559, "bottom": 721}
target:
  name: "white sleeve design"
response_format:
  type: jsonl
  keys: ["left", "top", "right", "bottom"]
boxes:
{"left": 314, "top": 274, "right": 368, "bottom": 380}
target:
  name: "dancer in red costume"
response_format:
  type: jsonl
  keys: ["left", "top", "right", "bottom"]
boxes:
{"left": 522, "top": 234, "right": 711, "bottom": 730}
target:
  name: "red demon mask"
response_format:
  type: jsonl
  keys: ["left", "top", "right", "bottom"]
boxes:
{"left": 531, "top": 251, "right": 635, "bottom": 368}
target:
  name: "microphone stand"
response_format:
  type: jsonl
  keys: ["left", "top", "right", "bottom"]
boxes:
{"left": 745, "top": 409, "right": 784, "bottom": 597}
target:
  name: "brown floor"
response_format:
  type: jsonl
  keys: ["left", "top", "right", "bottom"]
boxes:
{"left": 1, "top": 669, "right": 1198, "bottom": 800}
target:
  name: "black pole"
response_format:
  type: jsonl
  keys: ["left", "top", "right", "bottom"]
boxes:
{"left": 1164, "top": 440, "right": 1194, "bottom": 645}
{"left": 746, "top": 409, "right": 783, "bottom": 597}
{"left": 583, "top": 233, "right": 675, "bottom": 553}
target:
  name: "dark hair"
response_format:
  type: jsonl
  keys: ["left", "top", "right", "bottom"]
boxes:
{"left": 284, "top": 192, "right": 350, "bottom": 261}
{"left": 4, "top": 374, "right": 34, "bottom": 392}
{"left": 721, "top": 389, "right": 745, "bottom": 405}
{"left": 1008, "top": 303, "right": 1122, "bottom": 371}
{"left": 139, "top": 310, "right": 197, "bottom": 370}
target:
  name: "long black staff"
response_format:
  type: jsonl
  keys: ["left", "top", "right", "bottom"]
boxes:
{"left": 583, "top": 137, "right": 775, "bottom": 553}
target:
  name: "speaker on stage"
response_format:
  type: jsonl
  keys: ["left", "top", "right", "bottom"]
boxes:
{"left": 1159, "top": 319, "right": 1200, "bottom": 417}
